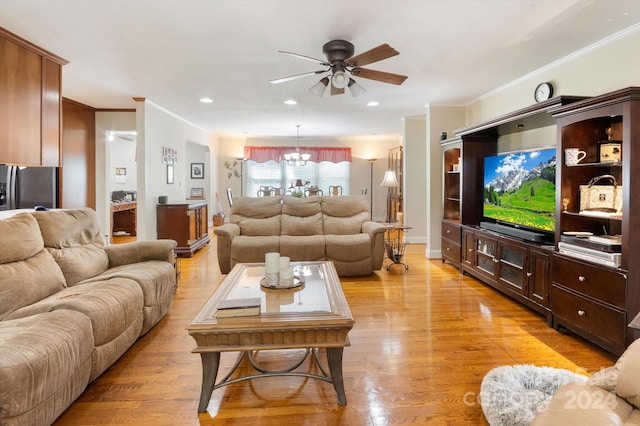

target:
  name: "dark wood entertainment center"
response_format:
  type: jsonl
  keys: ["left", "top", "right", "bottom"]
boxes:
{"left": 441, "top": 88, "right": 640, "bottom": 356}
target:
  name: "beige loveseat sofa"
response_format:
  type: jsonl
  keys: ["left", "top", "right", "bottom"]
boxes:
{"left": 214, "top": 195, "right": 386, "bottom": 276}
{"left": 0, "top": 208, "right": 176, "bottom": 426}
{"left": 532, "top": 337, "right": 640, "bottom": 425}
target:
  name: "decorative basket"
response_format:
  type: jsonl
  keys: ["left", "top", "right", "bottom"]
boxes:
{"left": 213, "top": 213, "right": 225, "bottom": 226}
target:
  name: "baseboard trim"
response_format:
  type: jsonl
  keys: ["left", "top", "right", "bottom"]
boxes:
{"left": 426, "top": 248, "right": 442, "bottom": 259}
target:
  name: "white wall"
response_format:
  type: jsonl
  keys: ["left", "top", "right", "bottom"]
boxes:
{"left": 109, "top": 137, "right": 137, "bottom": 192}
{"left": 466, "top": 25, "right": 640, "bottom": 125}
{"left": 424, "top": 106, "right": 466, "bottom": 256}
{"left": 404, "top": 116, "right": 426, "bottom": 242}
{"left": 135, "top": 100, "right": 214, "bottom": 240}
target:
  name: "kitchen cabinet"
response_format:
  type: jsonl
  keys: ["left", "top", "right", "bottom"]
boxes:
{"left": 0, "top": 28, "right": 66, "bottom": 166}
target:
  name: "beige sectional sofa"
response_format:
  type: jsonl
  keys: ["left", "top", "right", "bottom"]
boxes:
{"left": 532, "top": 337, "right": 640, "bottom": 425}
{"left": 0, "top": 208, "right": 176, "bottom": 426}
{"left": 214, "top": 195, "right": 386, "bottom": 276}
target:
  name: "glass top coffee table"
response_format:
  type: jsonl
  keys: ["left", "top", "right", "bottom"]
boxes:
{"left": 187, "top": 261, "right": 354, "bottom": 412}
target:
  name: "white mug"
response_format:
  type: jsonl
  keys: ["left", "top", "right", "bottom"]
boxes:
{"left": 565, "top": 148, "right": 586, "bottom": 166}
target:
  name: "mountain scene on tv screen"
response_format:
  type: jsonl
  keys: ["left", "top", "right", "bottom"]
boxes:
{"left": 484, "top": 150, "right": 556, "bottom": 232}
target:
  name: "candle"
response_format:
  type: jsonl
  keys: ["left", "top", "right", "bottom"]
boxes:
{"left": 279, "top": 256, "right": 290, "bottom": 270}
{"left": 397, "top": 212, "right": 403, "bottom": 224}
{"left": 265, "top": 252, "right": 280, "bottom": 274}
{"left": 279, "top": 267, "right": 294, "bottom": 287}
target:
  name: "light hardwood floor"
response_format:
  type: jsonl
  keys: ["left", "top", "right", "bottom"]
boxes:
{"left": 54, "top": 232, "right": 615, "bottom": 425}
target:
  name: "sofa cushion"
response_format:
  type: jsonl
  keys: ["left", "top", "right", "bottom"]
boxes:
{"left": 280, "top": 235, "right": 326, "bottom": 261}
{"left": 0, "top": 212, "right": 43, "bottom": 264}
{"left": 5, "top": 278, "right": 144, "bottom": 347}
{"left": 282, "top": 196, "right": 322, "bottom": 236}
{"left": 321, "top": 195, "right": 370, "bottom": 235}
{"left": 0, "top": 214, "right": 67, "bottom": 320}
{"left": 325, "top": 233, "right": 372, "bottom": 261}
{"left": 34, "top": 208, "right": 109, "bottom": 286}
{"left": 231, "top": 235, "right": 280, "bottom": 264}
{"left": 0, "top": 310, "right": 93, "bottom": 426}
{"left": 84, "top": 260, "right": 176, "bottom": 335}
{"left": 231, "top": 197, "right": 282, "bottom": 236}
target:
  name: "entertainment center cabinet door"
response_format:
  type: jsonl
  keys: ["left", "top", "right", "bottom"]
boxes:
{"left": 473, "top": 232, "right": 498, "bottom": 279}
{"left": 461, "top": 226, "right": 476, "bottom": 271}
{"left": 496, "top": 239, "right": 527, "bottom": 296}
{"left": 527, "top": 247, "right": 551, "bottom": 308}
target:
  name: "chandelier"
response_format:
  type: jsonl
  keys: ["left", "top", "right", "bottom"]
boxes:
{"left": 284, "top": 125, "right": 310, "bottom": 166}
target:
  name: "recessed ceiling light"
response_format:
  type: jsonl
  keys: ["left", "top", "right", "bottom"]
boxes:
{"left": 367, "top": 101, "right": 379, "bottom": 107}
{"left": 284, "top": 99, "right": 297, "bottom": 105}
{"left": 200, "top": 97, "right": 213, "bottom": 103}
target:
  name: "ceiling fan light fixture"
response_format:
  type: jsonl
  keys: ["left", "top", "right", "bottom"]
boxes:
{"left": 348, "top": 78, "right": 366, "bottom": 97}
{"left": 331, "top": 71, "right": 348, "bottom": 89}
{"left": 309, "top": 77, "right": 329, "bottom": 96}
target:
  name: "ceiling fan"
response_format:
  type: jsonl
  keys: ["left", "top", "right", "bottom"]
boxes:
{"left": 269, "top": 40, "right": 408, "bottom": 97}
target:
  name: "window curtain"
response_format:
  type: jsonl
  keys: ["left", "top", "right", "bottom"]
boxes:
{"left": 244, "top": 146, "right": 352, "bottom": 163}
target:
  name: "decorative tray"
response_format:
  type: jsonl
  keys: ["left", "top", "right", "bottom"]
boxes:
{"left": 260, "top": 276, "right": 305, "bottom": 290}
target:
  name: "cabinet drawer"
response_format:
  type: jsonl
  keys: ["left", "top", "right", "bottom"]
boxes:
{"left": 552, "top": 284, "right": 626, "bottom": 350}
{"left": 551, "top": 254, "right": 626, "bottom": 308}
{"left": 441, "top": 238, "right": 460, "bottom": 264}
{"left": 441, "top": 221, "right": 461, "bottom": 244}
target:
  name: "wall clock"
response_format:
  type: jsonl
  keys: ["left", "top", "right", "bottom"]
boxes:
{"left": 534, "top": 82, "right": 554, "bottom": 102}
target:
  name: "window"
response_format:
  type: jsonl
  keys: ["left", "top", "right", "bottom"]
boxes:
{"left": 244, "top": 160, "right": 350, "bottom": 196}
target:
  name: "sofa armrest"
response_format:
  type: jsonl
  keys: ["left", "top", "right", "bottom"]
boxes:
{"left": 105, "top": 240, "right": 177, "bottom": 266}
{"left": 362, "top": 221, "right": 386, "bottom": 271}
{"left": 362, "top": 221, "right": 386, "bottom": 235}
{"left": 213, "top": 224, "right": 240, "bottom": 274}
{"left": 531, "top": 382, "right": 632, "bottom": 425}
{"left": 213, "top": 223, "right": 240, "bottom": 239}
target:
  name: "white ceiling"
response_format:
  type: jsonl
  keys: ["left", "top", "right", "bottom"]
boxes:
{"left": 1, "top": 0, "right": 639, "bottom": 142}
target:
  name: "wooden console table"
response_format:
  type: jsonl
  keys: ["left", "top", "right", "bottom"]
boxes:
{"left": 157, "top": 200, "right": 210, "bottom": 257}
{"left": 110, "top": 201, "right": 137, "bottom": 242}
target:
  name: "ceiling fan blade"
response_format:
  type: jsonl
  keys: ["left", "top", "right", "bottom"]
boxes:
{"left": 278, "top": 50, "right": 331, "bottom": 66}
{"left": 330, "top": 84, "right": 345, "bottom": 96}
{"left": 346, "top": 44, "right": 399, "bottom": 67}
{"left": 351, "top": 68, "right": 408, "bottom": 85}
{"left": 269, "top": 70, "right": 328, "bottom": 84}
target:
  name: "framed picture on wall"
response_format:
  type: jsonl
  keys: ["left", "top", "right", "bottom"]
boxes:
{"left": 190, "top": 187, "right": 204, "bottom": 198}
{"left": 167, "top": 164, "right": 174, "bottom": 184}
{"left": 191, "top": 162, "right": 204, "bottom": 179}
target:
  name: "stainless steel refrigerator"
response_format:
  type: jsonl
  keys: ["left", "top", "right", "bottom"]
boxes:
{"left": 0, "top": 164, "right": 59, "bottom": 210}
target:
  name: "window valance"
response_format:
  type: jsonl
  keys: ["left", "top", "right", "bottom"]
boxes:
{"left": 244, "top": 146, "right": 352, "bottom": 164}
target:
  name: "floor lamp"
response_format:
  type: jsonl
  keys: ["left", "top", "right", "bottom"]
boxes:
{"left": 368, "top": 159, "right": 376, "bottom": 219}
{"left": 380, "top": 170, "right": 399, "bottom": 223}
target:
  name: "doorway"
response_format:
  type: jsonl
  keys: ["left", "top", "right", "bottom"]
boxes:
{"left": 108, "top": 131, "right": 137, "bottom": 243}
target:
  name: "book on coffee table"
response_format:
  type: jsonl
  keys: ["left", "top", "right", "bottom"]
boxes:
{"left": 215, "top": 297, "right": 261, "bottom": 318}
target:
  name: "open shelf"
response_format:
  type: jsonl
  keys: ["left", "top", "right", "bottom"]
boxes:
{"left": 566, "top": 161, "right": 622, "bottom": 168}
{"left": 562, "top": 211, "right": 622, "bottom": 220}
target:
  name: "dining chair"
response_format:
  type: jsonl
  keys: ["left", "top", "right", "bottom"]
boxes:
{"left": 258, "top": 185, "right": 279, "bottom": 197}
{"left": 305, "top": 187, "right": 323, "bottom": 197}
{"left": 329, "top": 185, "right": 343, "bottom": 196}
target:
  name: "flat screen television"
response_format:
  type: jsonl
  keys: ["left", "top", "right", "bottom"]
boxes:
{"left": 483, "top": 147, "right": 556, "bottom": 234}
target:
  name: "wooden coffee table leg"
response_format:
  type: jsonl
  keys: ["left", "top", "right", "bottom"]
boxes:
{"left": 326, "top": 347, "right": 347, "bottom": 405}
{"left": 198, "top": 352, "right": 221, "bottom": 412}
